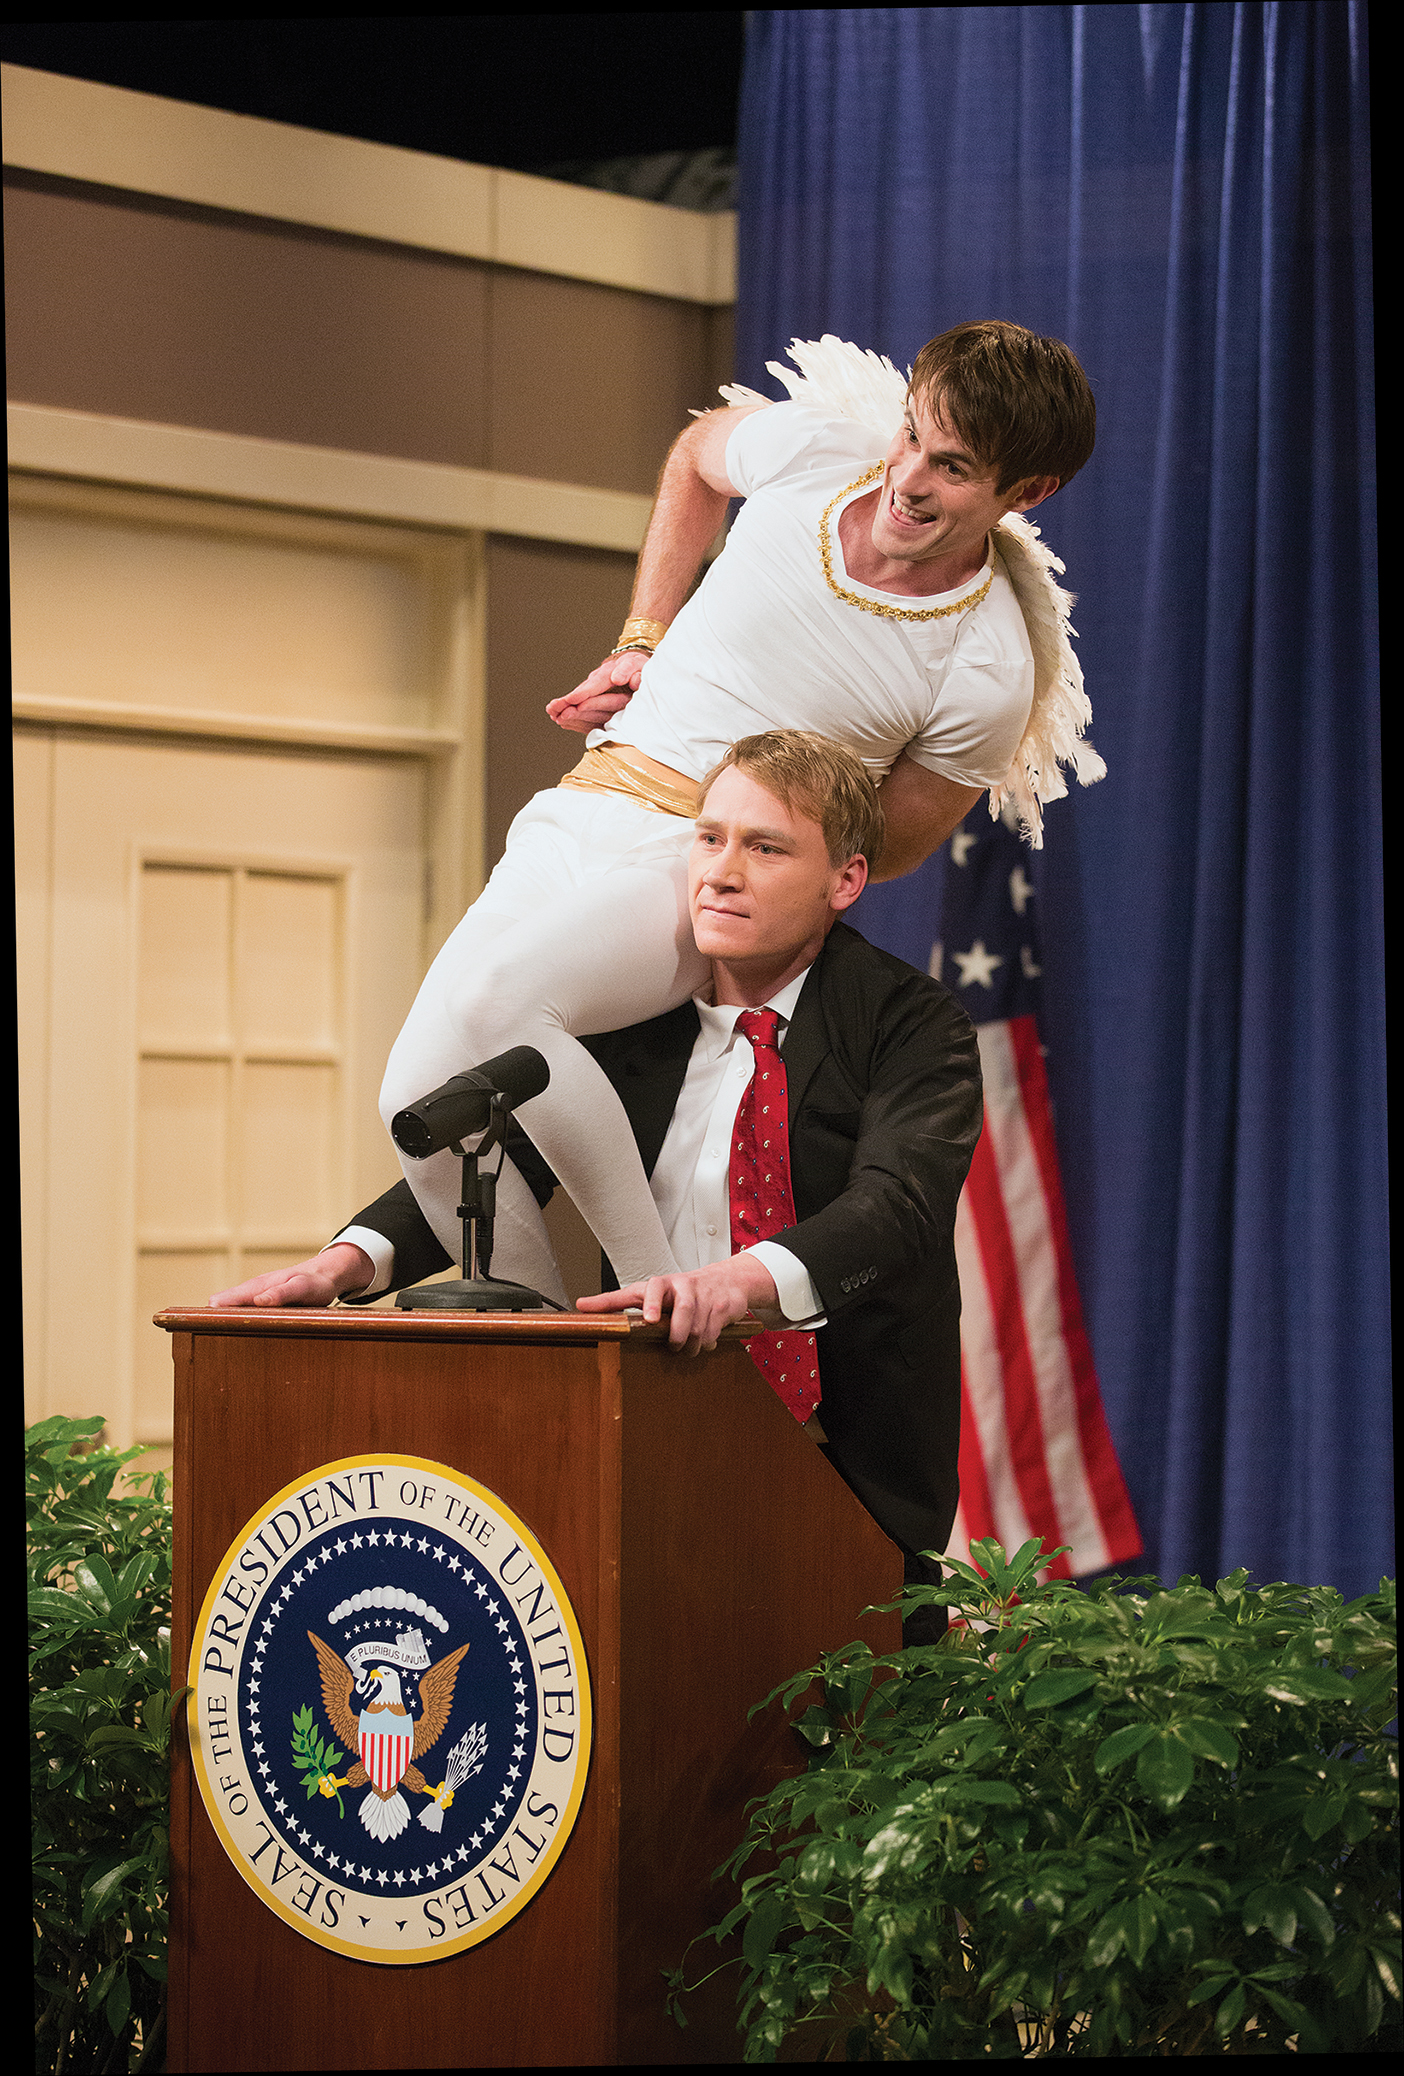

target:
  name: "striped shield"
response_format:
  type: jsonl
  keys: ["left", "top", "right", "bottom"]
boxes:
{"left": 359, "top": 1714, "right": 415, "bottom": 1796}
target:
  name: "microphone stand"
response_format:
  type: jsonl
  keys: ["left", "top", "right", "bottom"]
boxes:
{"left": 395, "top": 1098, "right": 551, "bottom": 1311}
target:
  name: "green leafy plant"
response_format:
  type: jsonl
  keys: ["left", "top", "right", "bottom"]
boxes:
{"left": 30, "top": 1415, "right": 181, "bottom": 2075}
{"left": 677, "top": 1539, "right": 1399, "bottom": 2059}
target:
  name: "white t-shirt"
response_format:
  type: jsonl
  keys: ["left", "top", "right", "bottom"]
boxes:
{"left": 593, "top": 402, "right": 1034, "bottom": 788}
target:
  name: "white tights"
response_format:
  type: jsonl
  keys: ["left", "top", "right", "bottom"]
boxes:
{"left": 379, "top": 789, "right": 707, "bottom": 1300}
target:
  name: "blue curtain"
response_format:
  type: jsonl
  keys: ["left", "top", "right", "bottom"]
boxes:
{"left": 735, "top": 4, "right": 1385, "bottom": 1598}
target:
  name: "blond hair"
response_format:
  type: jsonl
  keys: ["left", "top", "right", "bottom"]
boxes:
{"left": 698, "top": 731, "right": 885, "bottom": 871}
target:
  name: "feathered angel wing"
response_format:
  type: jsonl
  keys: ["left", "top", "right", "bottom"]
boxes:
{"left": 412, "top": 1644, "right": 469, "bottom": 1761}
{"left": 761, "top": 336, "right": 908, "bottom": 444}
{"left": 308, "top": 1631, "right": 361, "bottom": 1749}
{"left": 987, "top": 514, "right": 1106, "bottom": 846}
{"left": 700, "top": 336, "right": 908, "bottom": 448}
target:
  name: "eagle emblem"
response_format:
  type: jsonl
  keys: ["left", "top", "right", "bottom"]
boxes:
{"left": 307, "top": 1626, "right": 469, "bottom": 1842}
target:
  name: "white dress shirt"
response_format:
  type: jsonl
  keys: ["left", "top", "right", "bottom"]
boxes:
{"left": 338, "top": 969, "right": 825, "bottom": 1323}
{"left": 646, "top": 970, "right": 824, "bottom": 1325}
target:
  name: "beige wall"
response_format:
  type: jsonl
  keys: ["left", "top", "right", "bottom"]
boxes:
{"left": 484, "top": 536, "right": 635, "bottom": 858}
{"left": 3, "top": 171, "right": 734, "bottom": 493}
{"left": 4, "top": 163, "right": 733, "bottom": 778}
{"left": 9, "top": 72, "right": 735, "bottom": 1440}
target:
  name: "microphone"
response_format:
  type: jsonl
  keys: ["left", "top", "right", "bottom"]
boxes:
{"left": 391, "top": 1047, "right": 550, "bottom": 1160}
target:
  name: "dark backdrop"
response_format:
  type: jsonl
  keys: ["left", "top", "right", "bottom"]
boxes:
{"left": 0, "top": 16, "right": 745, "bottom": 172}
{"left": 735, "top": 3, "right": 1385, "bottom": 1598}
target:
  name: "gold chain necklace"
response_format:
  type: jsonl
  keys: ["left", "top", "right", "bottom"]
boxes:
{"left": 818, "top": 464, "right": 995, "bottom": 621}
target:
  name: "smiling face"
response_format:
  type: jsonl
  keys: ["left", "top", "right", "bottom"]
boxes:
{"left": 689, "top": 765, "right": 868, "bottom": 1005}
{"left": 870, "top": 389, "right": 1056, "bottom": 575}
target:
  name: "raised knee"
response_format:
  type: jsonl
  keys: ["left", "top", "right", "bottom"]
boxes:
{"left": 445, "top": 957, "right": 554, "bottom": 1057}
{"left": 379, "top": 1046, "right": 449, "bottom": 1129}
{"left": 379, "top": 1070, "right": 414, "bottom": 1133}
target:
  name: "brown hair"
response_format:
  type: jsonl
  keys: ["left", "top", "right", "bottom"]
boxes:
{"left": 909, "top": 320, "right": 1096, "bottom": 494}
{"left": 698, "top": 731, "right": 885, "bottom": 871}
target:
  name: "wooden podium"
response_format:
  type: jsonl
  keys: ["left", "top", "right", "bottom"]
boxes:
{"left": 159, "top": 1307, "right": 901, "bottom": 2070}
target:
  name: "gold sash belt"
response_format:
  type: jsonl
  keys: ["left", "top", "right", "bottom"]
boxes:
{"left": 558, "top": 744, "right": 700, "bottom": 820}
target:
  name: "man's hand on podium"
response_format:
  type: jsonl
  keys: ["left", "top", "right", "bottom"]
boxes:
{"left": 576, "top": 1252, "right": 780, "bottom": 1357}
{"left": 209, "top": 1241, "right": 375, "bottom": 1308}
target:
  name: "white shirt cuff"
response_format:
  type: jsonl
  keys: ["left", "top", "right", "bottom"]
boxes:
{"left": 746, "top": 1241, "right": 826, "bottom": 1329}
{"left": 323, "top": 1226, "right": 394, "bottom": 1299}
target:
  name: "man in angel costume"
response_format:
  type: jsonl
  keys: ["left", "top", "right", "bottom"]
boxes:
{"left": 221, "top": 321, "right": 1102, "bottom": 1306}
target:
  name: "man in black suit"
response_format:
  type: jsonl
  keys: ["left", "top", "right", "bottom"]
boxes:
{"left": 212, "top": 732, "right": 982, "bottom": 1631}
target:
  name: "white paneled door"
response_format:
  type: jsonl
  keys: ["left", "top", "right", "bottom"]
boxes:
{"left": 14, "top": 474, "right": 482, "bottom": 1452}
{"left": 18, "top": 733, "right": 428, "bottom": 1446}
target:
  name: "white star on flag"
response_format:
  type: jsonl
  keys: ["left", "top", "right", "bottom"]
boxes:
{"left": 952, "top": 939, "right": 1004, "bottom": 989}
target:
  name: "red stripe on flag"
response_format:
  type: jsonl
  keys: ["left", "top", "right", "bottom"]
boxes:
{"left": 962, "top": 1118, "right": 1073, "bottom": 1576}
{"left": 1006, "top": 1018, "right": 1142, "bottom": 1563}
{"left": 950, "top": 1018, "right": 1143, "bottom": 1582}
{"left": 955, "top": 1350, "right": 998, "bottom": 1549}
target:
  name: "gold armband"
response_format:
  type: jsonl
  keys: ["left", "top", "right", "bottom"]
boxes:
{"left": 608, "top": 615, "right": 668, "bottom": 658}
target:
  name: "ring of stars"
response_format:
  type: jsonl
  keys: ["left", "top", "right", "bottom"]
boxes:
{"left": 241, "top": 1535, "right": 541, "bottom": 1896}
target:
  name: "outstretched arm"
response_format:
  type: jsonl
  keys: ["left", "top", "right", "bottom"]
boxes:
{"left": 546, "top": 405, "right": 766, "bottom": 734}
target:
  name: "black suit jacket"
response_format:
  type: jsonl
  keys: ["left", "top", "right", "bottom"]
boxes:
{"left": 348, "top": 923, "right": 982, "bottom": 1562}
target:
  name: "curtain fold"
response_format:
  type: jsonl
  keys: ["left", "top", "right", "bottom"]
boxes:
{"left": 736, "top": 4, "right": 1384, "bottom": 1595}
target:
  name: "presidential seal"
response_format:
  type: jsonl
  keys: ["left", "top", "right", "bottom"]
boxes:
{"left": 188, "top": 1455, "right": 591, "bottom": 1964}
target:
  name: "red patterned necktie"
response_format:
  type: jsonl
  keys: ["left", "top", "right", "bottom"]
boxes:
{"left": 729, "top": 1007, "right": 821, "bottom": 1422}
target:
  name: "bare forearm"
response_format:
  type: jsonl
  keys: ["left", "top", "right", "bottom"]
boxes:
{"left": 546, "top": 406, "right": 758, "bottom": 734}
{"left": 872, "top": 759, "right": 985, "bottom": 880}
{"left": 629, "top": 422, "right": 732, "bottom": 624}
{"left": 871, "top": 818, "right": 966, "bottom": 881}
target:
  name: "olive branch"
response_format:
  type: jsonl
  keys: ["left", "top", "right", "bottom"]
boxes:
{"left": 290, "top": 1704, "right": 346, "bottom": 1817}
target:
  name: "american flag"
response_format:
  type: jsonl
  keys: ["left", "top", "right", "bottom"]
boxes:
{"left": 934, "top": 810, "right": 1141, "bottom": 1579}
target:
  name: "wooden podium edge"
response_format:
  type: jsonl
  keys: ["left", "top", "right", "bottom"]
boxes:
{"left": 154, "top": 1304, "right": 638, "bottom": 1341}
{"left": 167, "top": 1328, "right": 196, "bottom": 2076}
